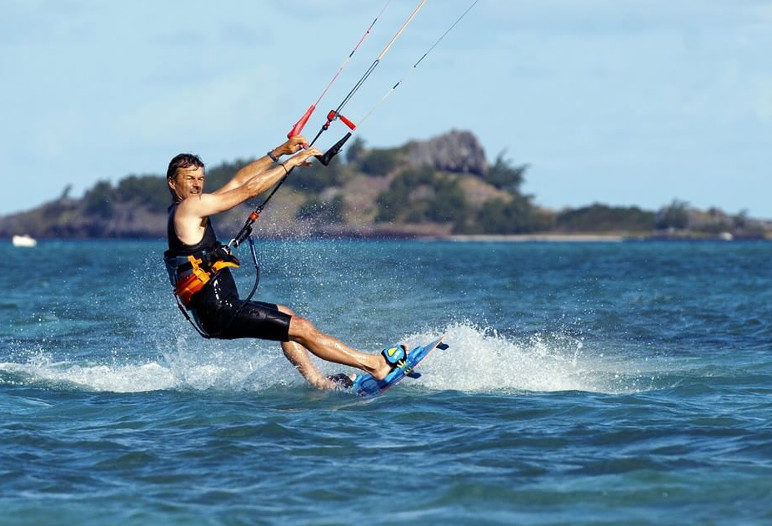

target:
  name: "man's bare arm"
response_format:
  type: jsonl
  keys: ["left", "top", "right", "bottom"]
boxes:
{"left": 214, "top": 136, "right": 308, "bottom": 196}
{"left": 178, "top": 148, "right": 321, "bottom": 220}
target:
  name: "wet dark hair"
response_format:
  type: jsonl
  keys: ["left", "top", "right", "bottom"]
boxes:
{"left": 167, "top": 153, "right": 204, "bottom": 180}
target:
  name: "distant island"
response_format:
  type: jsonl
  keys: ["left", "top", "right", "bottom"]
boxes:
{"left": 1, "top": 130, "right": 770, "bottom": 241}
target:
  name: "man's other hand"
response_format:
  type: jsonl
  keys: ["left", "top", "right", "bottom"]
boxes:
{"left": 287, "top": 147, "right": 322, "bottom": 168}
{"left": 280, "top": 136, "right": 309, "bottom": 156}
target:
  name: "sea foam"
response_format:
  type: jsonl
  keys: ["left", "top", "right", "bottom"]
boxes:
{"left": 0, "top": 322, "right": 661, "bottom": 394}
{"left": 405, "top": 322, "right": 659, "bottom": 394}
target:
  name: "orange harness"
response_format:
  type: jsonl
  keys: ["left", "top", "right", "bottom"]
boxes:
{"left": 165, "top": 247, "right": 240, "bottom": 306}
{"left": 174, "top": 254, "right": 239, "bottom": 305}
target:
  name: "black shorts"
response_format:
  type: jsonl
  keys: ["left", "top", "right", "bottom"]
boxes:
{"left": 189, "top": 270, "right": 292, "bottom": 342}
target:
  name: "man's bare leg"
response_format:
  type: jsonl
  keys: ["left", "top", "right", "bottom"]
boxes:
{"left": 275, "top": 305, "right": 358, "bottom": 389}
{"left": 279, "top": 306, "right": 392, "bottom": 380}
{"left": 280, "top": 340, "right": 339, "bottom": 389}
{"left": 274, "top": 305, "right": 337, "bottom": 389}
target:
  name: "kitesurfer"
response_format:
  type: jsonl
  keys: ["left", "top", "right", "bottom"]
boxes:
{"left": 163, "top": 138, "right": 397, "bottom": 390}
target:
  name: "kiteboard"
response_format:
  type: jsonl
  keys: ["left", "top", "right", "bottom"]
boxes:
{"left": 349, "top": 337, "right": 449, "bottom": 397}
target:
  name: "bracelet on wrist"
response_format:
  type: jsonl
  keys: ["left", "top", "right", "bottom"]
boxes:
{"left": 267, "top": 150, "right": 279, "bottom": 163}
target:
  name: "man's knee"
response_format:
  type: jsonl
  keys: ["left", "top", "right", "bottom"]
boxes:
{"left": 276, "top": 304, "right": 296, "bottom": 316}
{"left": 288, "top": 315, "right": 316, "bottom": 339}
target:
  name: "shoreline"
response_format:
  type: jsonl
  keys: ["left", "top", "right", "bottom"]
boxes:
{"left": 5, "top": 232, "right": 771, "bottom": 244}
{"left": 442, "top": 234, "right": 626, "bottom": 242}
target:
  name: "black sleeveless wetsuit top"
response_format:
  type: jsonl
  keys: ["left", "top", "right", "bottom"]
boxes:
{"left": 165, "top": 204, "right": 291, "bottom": 341}
{"left": 165, "top": 203, "right": 240, "bottom": 303}
{"left": 166, "top": 203, "right": 219, "bottom": 256}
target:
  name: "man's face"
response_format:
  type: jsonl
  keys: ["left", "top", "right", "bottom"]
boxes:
{"left": 169, "top": 166, "right": 205, "bottom": 201}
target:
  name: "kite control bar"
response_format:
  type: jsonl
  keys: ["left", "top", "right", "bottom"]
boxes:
{"left": 309, "top": 111, "right": 356, "bottom": 165}
{"left": 326, "top": 110, "right": 357, "bottom": 131}
{"left": 285, "top": 0, "right": 393, "bottom": 139}
{"left": 288, "top": 105, "right": 315, "bottom": 138}
{"left": 231, "top": 0, "right": 478, "bottom": 248}
{"left": 315, "top": 132, "right": 353, "bottom": 166}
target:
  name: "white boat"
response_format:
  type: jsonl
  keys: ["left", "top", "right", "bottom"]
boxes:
{"left": 12, "top": 235, "right": 37, "bottom": 247}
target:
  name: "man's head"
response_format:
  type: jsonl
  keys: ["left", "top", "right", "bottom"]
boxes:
{"left": 167, "top": 153, "right": 205, "bottom": 202}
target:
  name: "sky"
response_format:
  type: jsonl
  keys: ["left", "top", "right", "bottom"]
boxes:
{"left": 1, "top": 0, "right": 771, "bottom": 217}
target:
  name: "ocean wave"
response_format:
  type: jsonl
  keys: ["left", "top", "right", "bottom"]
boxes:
{"left": 0, "top": 360, "right": 178, "bottom": 393}
{"left": 404, "top": 322, "right": 665, "bottom": 395}
{"left": 0, "top": 322, "right": 669, "bottom": 395}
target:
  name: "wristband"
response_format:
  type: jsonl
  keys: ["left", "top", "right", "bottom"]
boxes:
{"left": 267, "top": 150, "right": 279, "bottom": 163}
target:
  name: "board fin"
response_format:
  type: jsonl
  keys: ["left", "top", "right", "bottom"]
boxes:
{"left": 437, "top": 343, "right": 449, "bottom": 350}
{"left": 407, "top": 372, "right": 422, "bottom": 379}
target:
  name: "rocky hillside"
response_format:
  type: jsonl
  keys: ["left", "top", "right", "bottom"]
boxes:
{"left": 2, "top": 130, "right": 769, "bottom": 240}
{"left": 0, "top": 130, "right": 543, "bottom": 239}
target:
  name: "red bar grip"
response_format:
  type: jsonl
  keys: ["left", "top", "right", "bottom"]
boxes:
{"left": 287, "top": 105, "right": 315, "bottom": 138}
{"left": 338, "top": 114, "right": 357, "bottom": 130}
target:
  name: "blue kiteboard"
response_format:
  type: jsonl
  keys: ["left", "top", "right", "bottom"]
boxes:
{"left": 349, "top": 337, "right": 449, "bottom": 397}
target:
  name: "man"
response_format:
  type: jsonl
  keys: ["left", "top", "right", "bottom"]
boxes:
{"left": 163, "top": 137, "right": 396, "bottom": 390}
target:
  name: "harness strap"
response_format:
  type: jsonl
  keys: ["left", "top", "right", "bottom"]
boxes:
{"left": 174, "top": 295, "right": 212, "bottom": 339}
{"left": 167, "top": 238, "right": 260, "bottom": 339}
{"left": 166, "top": 246, "right": 240, "bottom": 306}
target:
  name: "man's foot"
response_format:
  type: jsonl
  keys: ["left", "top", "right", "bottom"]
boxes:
{"left": 326, "top": 373, "right": 355, "bottom": 389}
{"left": 372, "top": 344, "right": 409, "bottom": 381}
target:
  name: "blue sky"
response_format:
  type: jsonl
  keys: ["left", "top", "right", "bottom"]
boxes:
{"left": 1, "top": 0, "right": 771, "bottom": 217}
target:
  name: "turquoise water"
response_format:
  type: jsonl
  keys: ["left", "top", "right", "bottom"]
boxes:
{"left": 1, "top": 240, "right": 770, "bottom": 524}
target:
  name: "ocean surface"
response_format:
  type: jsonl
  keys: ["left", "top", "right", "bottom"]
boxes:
{"left": 1, "top": 239, "right": 770, "bottom": 525}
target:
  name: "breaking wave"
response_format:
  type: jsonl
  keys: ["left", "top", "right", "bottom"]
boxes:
{"left": 0, "top": 322, "right": 668, "bottom": 395}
